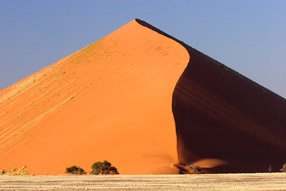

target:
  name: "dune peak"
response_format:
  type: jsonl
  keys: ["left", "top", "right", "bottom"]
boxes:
{"left": 1, "top": 19, "right": 285, "bottom": 175}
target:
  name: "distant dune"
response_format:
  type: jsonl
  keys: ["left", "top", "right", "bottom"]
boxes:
{"left": 0, "top": 19, "right": 285, "bottom": 175}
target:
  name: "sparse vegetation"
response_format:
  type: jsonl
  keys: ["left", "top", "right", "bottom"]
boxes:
{"left": 91, "top": 160, "right": 119, "bottom": 175}
{"left": 15, "top": 166, "right": 29, "bottom": 175}
{"left": 186, "top": 164, "right": 201, "bottom": 174}
{"left": 0, "top": 169, "right": 6, "bottom": 175}
{"left": 280, "top": 163, "right": 286, "bottom": 172}
{"left": 65, "top": 165, "right": 86, "bottom": 175}
{"left": 0, "top": 166, "right": 29, "bottom": 176}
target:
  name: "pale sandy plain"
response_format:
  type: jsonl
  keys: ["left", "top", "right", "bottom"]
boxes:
{"left": 1, "top": 174, "right": 286, "bottom": 191}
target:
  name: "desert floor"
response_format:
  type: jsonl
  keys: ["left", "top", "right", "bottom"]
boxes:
{"left": 0, "top": 173, "right": 286, "bottom": 191}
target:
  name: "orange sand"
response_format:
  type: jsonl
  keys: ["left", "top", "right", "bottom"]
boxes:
{"left": 0, "top": 19, "right": 189, "bottom": 174}
{"left": 1, "top": 19, "right": 285, "bottom": 175}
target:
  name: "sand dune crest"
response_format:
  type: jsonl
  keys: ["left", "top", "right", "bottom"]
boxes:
{"left": 1, "top": 19, "right": 285, "bottom": 174}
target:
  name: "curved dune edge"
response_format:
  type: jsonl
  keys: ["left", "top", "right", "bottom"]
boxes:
{"left": 172, "top": 36, "right": 286, "bottom": 173}
{"left": 0, "top": 19, "right": 189, "bottom": 175}
{"left": 136, "top": 19, "right": 286, "bottom": 173}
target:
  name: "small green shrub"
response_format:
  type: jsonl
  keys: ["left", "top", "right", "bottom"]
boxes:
{"left": 0, "top": 169, "right": 6, "bottom": 175}
{"left": 91, "top": 160, "right": 119, "bottom": 175}
{"left": 65, "top": 165, "right": 86, "bottom": 175}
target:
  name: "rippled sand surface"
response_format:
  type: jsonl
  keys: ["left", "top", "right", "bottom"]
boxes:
{"left": 1, "top": 173, "right": 286, "bottom": 191}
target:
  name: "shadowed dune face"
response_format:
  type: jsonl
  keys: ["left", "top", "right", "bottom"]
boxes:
{"left": 135, "top": 19, "right": 286, "bottom": 172}
{"left": 0, "top": 20, "right": 189, "bottom": 175}
{"left": 173, "top": 48, "right": 286, "bottom": 172}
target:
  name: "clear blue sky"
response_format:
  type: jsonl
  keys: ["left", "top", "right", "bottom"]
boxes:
{"left": 0, "top": 0, "right": 285, "bottom": 97}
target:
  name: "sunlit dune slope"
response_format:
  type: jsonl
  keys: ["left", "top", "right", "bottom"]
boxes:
{"left": 0, "top": 19, "right": 189, "bottom": 175}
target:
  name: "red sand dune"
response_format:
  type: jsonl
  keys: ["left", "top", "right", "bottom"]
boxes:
{"left": 1, "top": 19, "right": 285, "bottom": 175}
{"left": 0, "top": 19, "right": 189, "bottom": 175}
